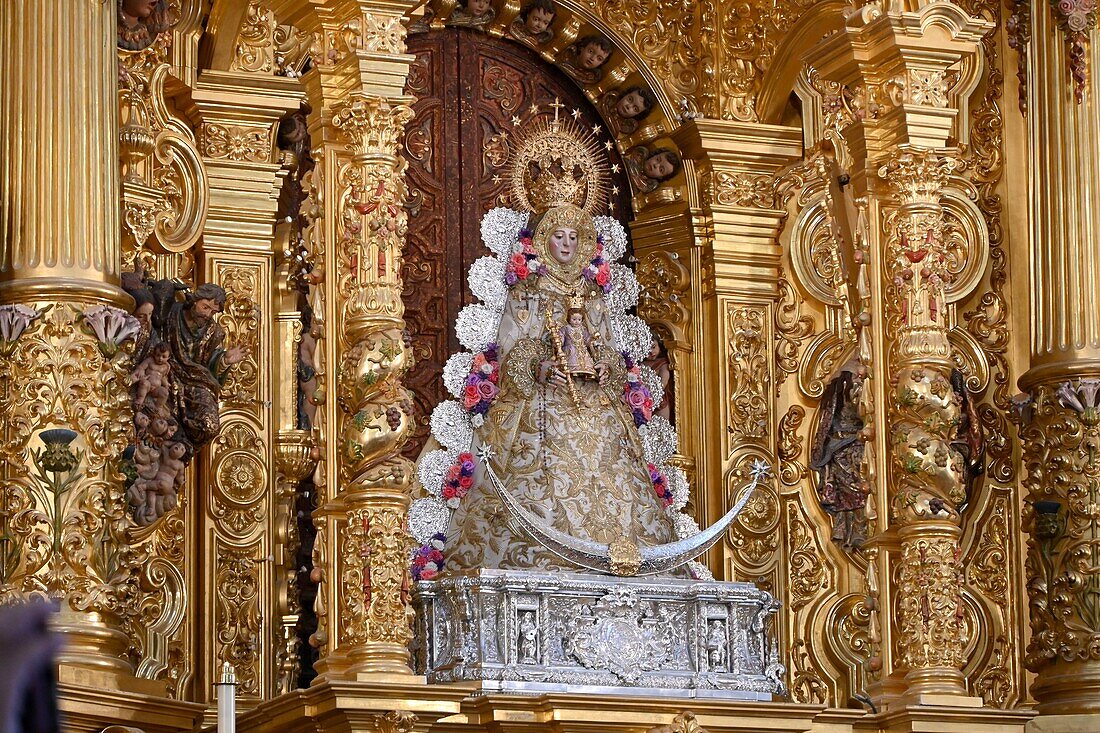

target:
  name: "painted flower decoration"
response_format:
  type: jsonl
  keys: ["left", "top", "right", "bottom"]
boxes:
{"left": 0, "top": 304, "right": 40, "bottom": 344}
{"left": 583, "top": 236, "right": 613, "bottom": 293}
{"left": 82, "top": 304, "right": 141, "bottom": 356}
{"left": 412, "top": 532, "right": 447, "bottom": 581}
{"left": 441, "top": 451, "right": 477, "bottom": 509}
{"left": 504, "top": 228, "right": 546, "bottom": 287}
{"left": 462, "top": 344, "right": 501, "bottom": 425}
{"left": 622, "top": 352, "right": 655, "bottom": 427}
{"left": 648, "top": 462, "right": 673, "bottom": 508}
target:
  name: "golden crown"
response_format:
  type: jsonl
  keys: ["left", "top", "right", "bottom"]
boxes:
{"left": 505, "top": 100, "right": 609, "bottom": 215}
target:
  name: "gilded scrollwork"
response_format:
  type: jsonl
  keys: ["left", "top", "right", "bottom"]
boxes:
{"left": 786, "top": 501, "right": 829, "bottom": 612}
{"left": 215, "top": 543, "right": 262, "bottom": 695}
{"left": 0, "top": 306, "right": 136, "bottom": 603}
{"left": 217, "top": 267, "right": 263, "bottom": 412}
{"left": 777, "top": 406, "right": 807, "bottom": 488}
{"left": 230, "top": 0, "right": 278, "bottom": 74}
{"left": 1022, "top": 381, "right": 1100, "bottom": 672}
{"left": 118, "top": 13, "right": 208, "bottom": 260}
{"left": 774, "top": 274, "right": 814, "bottom": 386}
{"left": 726, "top": 305, "right": 769, "bottom": 442}
{"left": 638, "top": 250, "right": 691, "bottom": 335}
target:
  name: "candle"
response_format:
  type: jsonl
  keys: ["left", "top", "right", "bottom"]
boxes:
{"left": 216, "top": 662, "right": 237, "bottom": 733}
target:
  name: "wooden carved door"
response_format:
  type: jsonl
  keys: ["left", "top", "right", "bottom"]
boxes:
{"left": 401, "top": 27, "right": 632, "bottom": 457}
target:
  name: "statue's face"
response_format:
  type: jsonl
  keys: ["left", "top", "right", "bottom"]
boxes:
{"left": 569, "top": 312, "right": 584, "bottom": 327}
{"left": 644, "top": 152, "right": 675, "bottom": 180}
{"left": 134, "top": 302, "right": 153, "bottom": 330}
{"left": 191, "top": 297, "right": 221, "bottom": 323}
{"left": 548, "top": 227, "right": 579, "bottom": 264}
{"left": 466, "top": 0, "right": 492, "bottom": 15}
{"left": 526, "top": 6, "right": 554, "bottom": 34}
{"left": 579, "top": 42, "right": 609, "bottom": 70}
{"left": 121, "top": 0, "right": 158, "bottom": 20}
{"left": 616, "top": 91, "right": 647, "bottom": 119}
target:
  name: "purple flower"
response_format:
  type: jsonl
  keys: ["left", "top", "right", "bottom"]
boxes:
{"left": 537, "top": 264, "right": 548, "bottom": 276}
{"left": 505, "top": 271, "right": 519, "bottom": 286}
{"left": 519, "top": 228, "right": 533, "bottom": 239}
{"left": 633, "top": 411, "right": 646, "bottom": 427}
{"left": 461, "top": 457, "right": 476, "bottom": 473}
{"left": 484, "top": 344, "right": 499, "bottom": 360}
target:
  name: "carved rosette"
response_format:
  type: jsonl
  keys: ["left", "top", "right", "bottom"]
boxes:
{"left": 1021, "top": 379, "right": 1100, "bottom": 710}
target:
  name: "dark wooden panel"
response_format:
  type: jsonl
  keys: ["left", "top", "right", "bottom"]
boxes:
{"left": 401, "top": 27, "right": 632, "bottom": 458}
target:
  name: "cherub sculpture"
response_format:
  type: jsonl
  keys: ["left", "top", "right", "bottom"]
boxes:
{"left": 558, "top": 36, "right": 613, "bottom": 85}
{"left": 449, "top": 0, "right": 496, "bottom": 29}
{"left": 509, "top": 0, "right": 556, "bottom": 45}
{"left": 625, "top": 146, "right": 682, "bottom": 193}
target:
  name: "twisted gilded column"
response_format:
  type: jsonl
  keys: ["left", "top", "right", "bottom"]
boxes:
{"left": 1019, "top": 0, "right": 1100, "bottom": 716}
{"left": 0, "top": 0, "right": 138, "bottom": 677}
{"left": 293, "top": 0, "right": 420, "bottom": 679}
{"left": 809, "top": 2, "right": 989, "bottom": 707}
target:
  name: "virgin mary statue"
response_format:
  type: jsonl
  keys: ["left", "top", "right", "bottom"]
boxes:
{"left": 408, "top": 110, "right": 752, "bottom": 581}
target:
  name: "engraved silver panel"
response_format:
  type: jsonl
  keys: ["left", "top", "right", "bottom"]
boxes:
{"left": 412, "top": 569, "right": 786, "bottom": 699}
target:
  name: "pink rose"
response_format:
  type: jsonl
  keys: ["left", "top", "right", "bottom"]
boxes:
{"left": 510, "top": 253, "right": 527, "bottom": 269}
{"left": 420, "top": 568, "right": 438, "bottom": 580}
{"left": 463, "top": 385, "right": 480, "bottom": 409}
{"left": 627, "top": 389, "right": 647, "bottom": 409}
{"left": 595, "top": 270, "right": 610, "bottom": 287}
{"left": 472, "top": 353, "right": 488, "bottom": 372}
{"left": 476, "top": 380, "right": 499, "bottom": 402}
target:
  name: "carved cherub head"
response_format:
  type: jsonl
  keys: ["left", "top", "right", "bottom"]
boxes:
{"left": 576, "top": 36, "right": 612, "bottom": 70}
{"left": 643, "top": 148, "right": 681, "bottom": 182}
{"left": 519, "top": 0, "right": 555, "bottom": 36}
{"left": 616, "top": 86, "right": 656, "bottom": 122}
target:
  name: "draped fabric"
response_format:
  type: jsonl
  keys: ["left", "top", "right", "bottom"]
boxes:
{"left": 446, "top": 278, "right": 675, "bottom": 571}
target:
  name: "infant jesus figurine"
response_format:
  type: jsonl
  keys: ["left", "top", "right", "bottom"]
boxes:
{"left": 560, "top": 308, "right": 601, "bottom": 379}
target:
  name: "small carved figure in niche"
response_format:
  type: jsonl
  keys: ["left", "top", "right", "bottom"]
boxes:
{"left": 642, "top": 338, "right": 673, "bottom": 423}
{"left": 558, "top": 36, "right": 613, "bottom": 85}
{"left": 706, "top": 619, "right": 727, "bottom": 672}
{"left": 449, "top": 0, "right": 497, "bottom": 29}
{"left": 298, "top": 316, "right": 320, "bottom": 430}
{"left": 509, "top": 0, "right": 556, "bottom": 45}
{"left": 117, "top": 0, "right": 178, "bottom": 52}
{"left": 601, "top": 86, "right": 657, "bottom": 136}
{"left": 625, "top": 146, "right": 682, "bottom": 194}
{"left": 950, "top": 368, "right": 985, "bottom": 510}
{"left": 518, "top": 611, "right": 539, "bottom": 664}
{"left": 560, "top": 308, "right": 600, "bottom": 378}
{"left": 810, "top": 365, "right": 870, "bottom": 550}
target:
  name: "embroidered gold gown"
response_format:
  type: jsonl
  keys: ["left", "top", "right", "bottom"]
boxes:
{"left": 445, "top": 276, "right": 676, "bottom": 572}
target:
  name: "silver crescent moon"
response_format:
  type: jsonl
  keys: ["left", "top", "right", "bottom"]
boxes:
{"left": 481, "top": 456, "right": 765, "bottom": 576}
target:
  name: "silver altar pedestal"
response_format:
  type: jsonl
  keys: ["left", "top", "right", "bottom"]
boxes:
{"left": 412, "top": 569, "right": 786, "bottom": 699}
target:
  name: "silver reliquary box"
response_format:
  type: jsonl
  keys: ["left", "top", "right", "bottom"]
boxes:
{"left": 412, "top": 568, "right": 786, "bottom": 698}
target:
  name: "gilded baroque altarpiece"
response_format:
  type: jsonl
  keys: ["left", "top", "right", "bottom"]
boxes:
{"left": 2, "top": 0, "right": 1097, "bottom": 730}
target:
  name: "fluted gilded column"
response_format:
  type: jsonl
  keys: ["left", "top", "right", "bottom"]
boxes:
{"left": 809, "top": 3, "right": 990, "bottom": 707}
{"left": 290, "top": 0, "right": 420, "bottom": 680}
{"left": 0, "top": 0, "right": 138, "bottom": 677}
{"left": 1019, "top": 0, "right": 1100, "bottom": 717}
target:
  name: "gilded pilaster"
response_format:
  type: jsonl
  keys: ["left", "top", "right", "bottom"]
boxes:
{"left": 808, "top": 2, "right": 991, "bottom": 708}
{"left": 0, "top": 0, "right": 137, "bottom": 678}
{"left": 1019, "top": 0, "right": 1100, "bottom": 716}
{"left": 292, "top": 0, "right": 420, "bottom": 680}
{"left": 189, "top": 70, "right": 301, "bottom": 711}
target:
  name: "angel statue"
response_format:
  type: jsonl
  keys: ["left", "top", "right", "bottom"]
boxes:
{"left": 408, "top": 106, "right": 759, "bottom": 582}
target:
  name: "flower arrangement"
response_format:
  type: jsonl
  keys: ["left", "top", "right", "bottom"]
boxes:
{"left": 622, "top": 353, "right": 654, "bottom": 426}
{"left": 462, "top": 345, "right": 501, "bottom": 421}
{"left": 441, "top": 451, "right": 476, "bottom": 508}
{"left": 505, "top": 228, "right": 547, "bottom": 286}
{"left": 583, "top": 236, "right": 612, "bottom": 293}
{"left": 412, "top": 532, "right": 446, "bottom": 581}
{"left": 648, "top": 462, "right": 673, "bottom": 508}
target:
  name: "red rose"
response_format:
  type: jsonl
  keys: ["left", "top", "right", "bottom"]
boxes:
{"left": 420, "top": 568, "right": 438, "bottom": 580}
{"left": 459, "top": 451, "right": 474, "bottom": 462}
{"left": 510, "top": 253, "right": 527, "bottom": 269}
{"left": 595, "top": 270, "right": 610, "bottom": 286}
{"left": 442, "top": 485, "right": 457, "bottom": 499}
{"left": 463, "top": 384, "right": 480, "bottom": 409}
{"left": 458, "top": 474, "right": 474, "bottom": 489}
